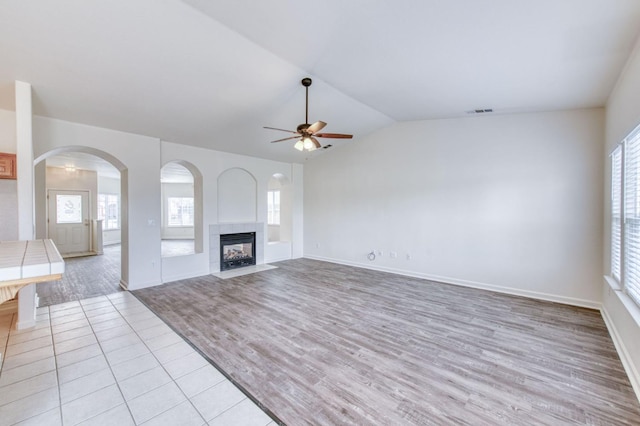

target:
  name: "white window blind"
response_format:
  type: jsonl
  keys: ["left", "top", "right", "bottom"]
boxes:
{"left": 611, "top": 146, "right": 622, "bottom": 281}
{"left": 267, "top": 190, "right": 280, "bottom": 225}
{"left": 168, "top": 197, "right": 194, "bottom": 227}
{"left": 624, "top": 126, "right": 640, "bottom": 306}
{"left": 97, "top": 194, "right": 119, "bottom": 230}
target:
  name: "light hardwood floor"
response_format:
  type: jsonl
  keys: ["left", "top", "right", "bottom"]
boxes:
{"left": 134, "top": 259, "right": 640, "bottom": 425}
{"left": 37, "top": 244, "right": 122, "bottom": 306}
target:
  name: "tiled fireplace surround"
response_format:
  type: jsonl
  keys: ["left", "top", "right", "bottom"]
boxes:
{"left": 209, "top": 223, "right": 264, "bottom": 273}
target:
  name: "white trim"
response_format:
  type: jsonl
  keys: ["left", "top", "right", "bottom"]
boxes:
{"left": 160, "top": 268, "right": 210, "bottom": 284}
{"left": 601, "top": 306, "right": 640, "bottom": 404}
{"left": 604, "top": 274, "right": 624, "bottom": 292}
{"left": 305, "top": 255, "right": 640, "bottom": 402}
{"left": 304, "top": 255, "right": 601, "bottom": 309}
{"left": 606, "top": 276, "right": 640, "bottom": 328}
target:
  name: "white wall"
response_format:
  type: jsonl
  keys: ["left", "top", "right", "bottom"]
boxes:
{"left": 218, "top": 168, "right": 257, "bottom": 223}
{"left": 0, "top": 109, "right": 17, "bottom": 240}
{"left": 33, "top": 116, "right": 162, "bottom": 290}
{"left": 23, "top": 115, "right": 303, "bottom": 288}
{"left": 603, "top": 37, "right": 640, "bottom": 398}
{"left": 159, "top": 140, "right": 303, "bottom": 281}
{"left": 305, "top": 109, "right": 604, "bottom": 307}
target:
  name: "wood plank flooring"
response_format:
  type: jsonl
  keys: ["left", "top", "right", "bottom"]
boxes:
{"left": 134, "top": 259, "right": 640, "bottom": 425}
{"left": 36, "top": 244, "right": 122, "bottom": 306}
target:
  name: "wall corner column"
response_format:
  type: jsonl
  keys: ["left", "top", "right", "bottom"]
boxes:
{"left": 15, "top": 80, "right": 37, "bottom": 330}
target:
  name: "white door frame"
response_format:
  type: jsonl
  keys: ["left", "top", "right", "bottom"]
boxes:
{"left": 47, "top": 189, "right": 92, "bottom": 256}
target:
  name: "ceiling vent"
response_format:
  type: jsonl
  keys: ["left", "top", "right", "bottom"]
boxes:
{"left": 467, "top": 108, "right": 493, "bottom": 114}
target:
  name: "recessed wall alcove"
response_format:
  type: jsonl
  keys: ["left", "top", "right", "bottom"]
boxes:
{"left": 217, "top": 168, "right": 257, "bottom": 223}
{"left": 212, "top": 168, "right": 261, "bottom": 272}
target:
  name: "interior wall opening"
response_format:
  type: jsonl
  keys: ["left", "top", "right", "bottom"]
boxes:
{"left": 33, "top": 147, "right": 127, "bottom": 304}
{"left": 160, "top": 160, "right": 203, "bottom": 257}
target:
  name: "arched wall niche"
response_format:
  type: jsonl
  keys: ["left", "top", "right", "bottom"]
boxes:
{"left": 34, "top": 145, "right": 129, "bottom": 286}
{"left": 160, "top": 160, "right": 204, "bottom": 254}
{"left": 268, "top": 173, "right": 293, "bottom": 243}
{"left": 217, "top": 168, "right": 257, "bottom": 223}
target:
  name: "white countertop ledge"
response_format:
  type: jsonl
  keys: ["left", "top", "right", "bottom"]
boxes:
{"left": 0, "top": 240, "right": 65, "bottom": 282}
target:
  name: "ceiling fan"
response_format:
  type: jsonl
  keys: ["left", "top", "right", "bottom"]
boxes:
{"left": 265, "top": 78, "right": 353, "bottom": 151}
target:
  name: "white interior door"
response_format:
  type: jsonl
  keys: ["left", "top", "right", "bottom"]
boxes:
{"left": 48, "top": 190, "right": 90, "bottom": 255}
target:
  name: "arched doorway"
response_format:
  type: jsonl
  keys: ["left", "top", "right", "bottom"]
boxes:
{"left": 34, "top": 146, "right": 128, "bottom": 303}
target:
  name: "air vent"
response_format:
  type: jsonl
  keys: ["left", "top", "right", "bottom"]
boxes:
{"left": 467, "top": 108, "right": 493, "bottom": 114}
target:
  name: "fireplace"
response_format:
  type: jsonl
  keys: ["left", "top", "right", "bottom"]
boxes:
{"left": 220, "top": 232, "right": 256, "bottom": 271}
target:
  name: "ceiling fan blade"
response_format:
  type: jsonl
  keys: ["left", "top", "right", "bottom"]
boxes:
{"left": 315, "top": 133, "right": 353, "bottom": 139}
{"left": 311, "top": 136, "right": 321, "bottom": 149}
{"left": 306, "top": 121, "right": 327, "bottom": 134}
{"left": 264, "top": 126, "right": 299, "bottom": 135}
{"left": 270, "top": 136, "right": 301, "bottom": 143}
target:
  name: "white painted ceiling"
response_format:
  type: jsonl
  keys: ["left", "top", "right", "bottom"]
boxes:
{"left": 1, "top": 0, "right": 639, "bottom": 164}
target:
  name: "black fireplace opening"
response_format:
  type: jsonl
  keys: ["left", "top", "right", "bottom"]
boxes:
{"left": 220, "top": 232, "right": 256, "bottom": 271}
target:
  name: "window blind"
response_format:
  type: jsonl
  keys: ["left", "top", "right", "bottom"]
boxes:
{"left": 624, "top": 126, "right": 640, "bottom": 306}
{"left": 611, "top": 146, "right": 622, "bottom": 281}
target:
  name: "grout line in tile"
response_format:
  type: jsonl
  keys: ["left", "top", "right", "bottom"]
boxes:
{"left": 1, "top": 292, "right": 274, "bottom": 426}
{"left": 77, "top": 294, "right": 138, "bottom": 424}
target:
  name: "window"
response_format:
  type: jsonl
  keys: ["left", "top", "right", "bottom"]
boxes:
{"left": 611, "top": 123, "right": 640, "bottom": 307}
{"left": 97, "top": 194, "right": 119, "bottom": 230}
{"left": 611, "top": 146, "right": 622, "bottom": 281}
{"left": 267, "top": 190, "right": 280, "bottom": 225}
{"left": 168, "top": 197, "right": 194, "bottom": 227}
{"left": 56, "top": 194, "right": 82, "bottom": 224}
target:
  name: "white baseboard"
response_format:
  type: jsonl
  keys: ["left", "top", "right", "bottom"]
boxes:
{"left": 161, "top": 269, "right": 209, "bottom": 284}
{"left": 601, "top": 306, "right": 640, "bottom": 404}
{"left": 304, "top": 255, "right": 601, "bottom": 310}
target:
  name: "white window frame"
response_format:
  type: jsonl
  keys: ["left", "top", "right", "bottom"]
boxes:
{"left": 167, "top": 196, "right": 194, "bottom": 227}
{"left": 267, "top": 190, "right": 280, "bottom": 226}
{"left": 611, "top": 123, "right": 640, "bottom": 308}
{"left": 97, "top": 193, "right": 120, "bottom": 230}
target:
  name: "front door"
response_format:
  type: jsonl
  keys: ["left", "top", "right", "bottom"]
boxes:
{"left": 48, "top": 189, "right": 90, "bottom": 256}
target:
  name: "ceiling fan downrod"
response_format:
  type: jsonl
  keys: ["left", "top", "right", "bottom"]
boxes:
{"left": 302, "top": 78, "right": 312, "bottom": 126}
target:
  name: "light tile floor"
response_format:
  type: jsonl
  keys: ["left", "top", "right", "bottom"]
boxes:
{"left": 0, "top": 292, "right": 275, "bottom": 426}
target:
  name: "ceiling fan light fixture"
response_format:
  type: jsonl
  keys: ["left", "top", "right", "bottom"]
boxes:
{"left": 302, "top": 136, "right": 315, "bottom": 151}
{"left": 265, "top": 77, "right": 353, "bottom": 152}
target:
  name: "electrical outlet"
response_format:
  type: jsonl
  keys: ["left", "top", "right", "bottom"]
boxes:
{"left": 406, "top": 254, "right": 411, "bottom": 260}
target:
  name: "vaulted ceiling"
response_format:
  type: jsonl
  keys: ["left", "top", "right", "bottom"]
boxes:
{"left": 1, "top": 0, "right": 639, "bottom": 163}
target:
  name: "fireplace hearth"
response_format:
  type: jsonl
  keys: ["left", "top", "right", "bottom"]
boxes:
{"left": 220, "top": 232, "right": 256, "bottom": 271}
